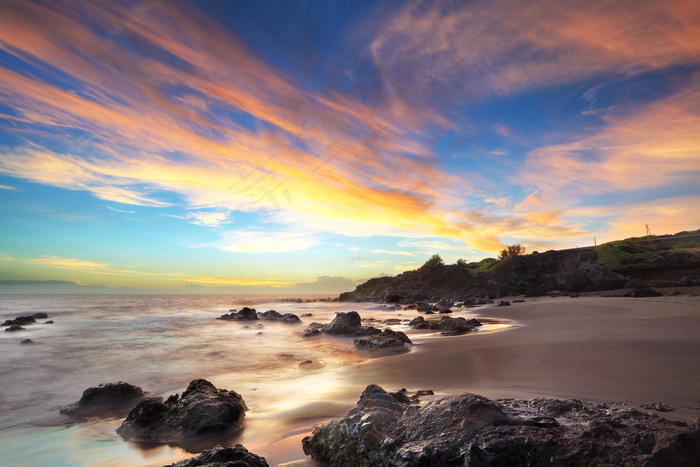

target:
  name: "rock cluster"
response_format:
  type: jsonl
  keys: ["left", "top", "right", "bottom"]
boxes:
{"left": 408, "top": 316, "right": 482, "bottom": 335}
{"left": 302, "top": 384, "right": 700, "bottom": 467}
{"left": 60, "top": 382, "right": 159, "bottom": 419}
{"left": 218, "top": 307, "right": 301, "bottom": 323}
{"left": 116, "top": 379, "right": 247, "bottom": 443}
{"left": 164, "top": 444, "right": 269, "bottom": 467}
{"left": 302, "top": 311, "right": 380, "bottom": 337}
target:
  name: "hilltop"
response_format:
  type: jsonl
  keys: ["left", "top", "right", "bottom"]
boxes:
{"left": 339, "top": 231, "right": 700, "bottom": 303}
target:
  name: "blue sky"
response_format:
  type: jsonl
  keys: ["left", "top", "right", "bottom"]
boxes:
{"left": 0, "top": 0, "right": 699, "bottom": 293}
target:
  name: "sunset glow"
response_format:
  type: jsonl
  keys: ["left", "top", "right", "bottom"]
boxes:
{"left": 1, "top": 0, "right": 698, "bottom": 293}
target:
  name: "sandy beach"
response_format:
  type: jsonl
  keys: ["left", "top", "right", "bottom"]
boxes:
{"left": 347, "top": 293, "right": 700, "bottom": 425}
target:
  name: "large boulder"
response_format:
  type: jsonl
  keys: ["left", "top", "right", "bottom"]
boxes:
{"left": 218, "top": 307, "right": 258, "bottom": 321}
{"left": 303, "top": 384, "right": 700, "bottom": 467}
{"left": 164, "top": 444, "right": 268, "bottom": 467}
{"left": 218, "top": 308, "right": 301, "bottom": 323}
{"left": 257, "top": 309, "right": 301, "bottom": 323}
{"left": 60, "top": 382, "right": 159, "bottom": 419}
{"left": 303, "top": 311, "right": 380, "bottom": 337}
{"left": 117, "top": 379, "right": 246, "bottom": 443}
{"left": 354, "top": 329, "right": 412, "bottom": 351}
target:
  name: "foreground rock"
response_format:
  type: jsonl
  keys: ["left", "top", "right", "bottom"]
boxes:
{"left": 354, "top": 329, "right": 412, "bottom": 351}
{"left": 218, "top": 307, "right": 300, "bottom": 323}
{"left": 303, "top": 311, "right": 380, "bottom": 337}
{"left": 117, "top": 379, "right": 246, "bottom": 443}
{"left": 60, "top": 382, "right": 159, "bottom": 419}
{"left": 409, "top": 315, "right": 482, "bottom": 335}
{"left": 303, "top": 384, "right": 700, "bottom": 467}
{"left": 164, "top": 444, "right": 268, "bottom": 467}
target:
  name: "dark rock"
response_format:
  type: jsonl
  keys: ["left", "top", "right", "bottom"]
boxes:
{"left": 44, "top": 320, "right": 54, "bottom": 324}
{"left": 303, "top": 384, "right": 700, "bottom": 467}
{"left": 20, "top": 338, "right": 34, "bottom": 345}
{"left": 415, "top": 390, "right": 434, "bottom": 396}
{"left": 512, "top": 299, "right": 526, "bottom": 303}
{"left": 256, "top": 310, "right": 301, "bottom": 323}
{"left": 3, "top": 316, "right": 36, "bottom": 326}
{"left": 5, "top": 324, "right": 25, "bottom": 332}
{"left": 117, "top": 379, "right": 246, "bottom": 443}
{"left": 410, "top": 316, "right": 482, "bottom": 335}
{"left": 632, "top": 286, "right": 663, "bottom": 297}
{"left": 60, "top": 382, "right": 159, "bottom": 419}
{"left": 354, "top": 329, "right": 412, "bottom": 351}
{"left": 32, "top": 312, "right": 49, "bottom": 319}
{"left": 299, "top": 360, "right": 325, "bottom": 370}
{"left": 164, "top": 444, "right": 269, "bottom": 467}
{"left": 641, "top": 402, "right": 673, "bottom": 412}
{"left": 218, "top": 307, "right": 258, "bottom": 321}
{"left": 302, "top": 311, "right": 380, "bottom": 337}
{"left": 496, "top": 300, "right": 511, "bottom": 307}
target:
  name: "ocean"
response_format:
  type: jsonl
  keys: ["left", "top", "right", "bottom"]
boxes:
{"left": 0, "top": 294, "right": 494, "bottom": 466}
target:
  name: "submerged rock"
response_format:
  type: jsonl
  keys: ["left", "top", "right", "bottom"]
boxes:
{"left": 20, "top": 338, "right": 34, "bottom": 345}
{"left": 218, "top": 308, "right": 301, "bottom": 323}
{"left": 354, "top": 329, "right": 412, "bottom": 351}
{"left": 117, "top": 379, "right": 246, "bottom": 443}
{"left": 303, "top": 384, "right": 700, "bottom": 467}
{"left": 302, "top": 311, "right": 380, "bottom": 337}
{"left": 32, "top": 312, "right": 49, "bottom": 319}
{"left": 60, "top": 382, "right": 160, "bottom": 419}
{"left": 2, "top": 316, "right": 36, "bottom": 326}
{"left": 5, "top": 324, "right": 25, "bottom": 332}
{"left": 164, "top": 444, "right": 269, "bottom": 467}
{"left": 409, "top": 315, "right": 482, "bottom": 335}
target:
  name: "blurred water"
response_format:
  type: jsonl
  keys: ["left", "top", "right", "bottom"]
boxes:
{"left": 0, "top": 294, "right": 500, "bottom": 466}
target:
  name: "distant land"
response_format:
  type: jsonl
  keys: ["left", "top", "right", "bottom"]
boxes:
{"left": 340, "top": 230, "right": 700, "bottom": 303}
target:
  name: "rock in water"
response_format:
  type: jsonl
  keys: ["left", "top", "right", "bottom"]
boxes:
{"left": 302, "top": 311, "right": 380, "bottom": 337}
{"left": 302, "top": 384, "right": 700, "bottom": 467}
{"left": 117, "top": 379, "right": 246, "bottom": 443}
{"left": 163, "top": 444, "right": 269, "bottom": 467}
{"left": 60, "top": 382, "right": 159, "bottom": 419}
{"left": 354, "top": 329, "right": 412, "bottom": 351}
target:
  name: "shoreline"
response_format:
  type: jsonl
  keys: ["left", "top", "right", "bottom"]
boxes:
{"left": 342, "top": 294, "right": 700, "bottom": 425}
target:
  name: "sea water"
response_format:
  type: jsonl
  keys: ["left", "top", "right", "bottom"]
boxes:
{"left": 0, "top": 294, "right": 498, "bottom": 466}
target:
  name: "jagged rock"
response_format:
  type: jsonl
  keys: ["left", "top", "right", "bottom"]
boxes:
{"left": 5, "top": 324, "right": 25, "bottom": 332}
{"left": 2, "top": 316, "right": 36, "bottom": 326}
{"left": 20, "top": 338, "right": 34, "bottom": 345}
{"left": 60, "top": 382, "right": 160, "bottom": 419}
{"left": 32, "top": 312, "right": 48, "bottom": 319}
{"left": 410, "top": 316, "right": 482, "bottom": 335}
{"left": 218, "top": 307, "right": 258, "bottom": 321}
{"left": 163, "top": 444, "right": 269, "bottom": 467}
{"left": 354, "top": 329, "right": 412, "bottom": 351}
{"left": 632, "top": 286, "right": 663, "bottom": 297}
{"left": 302, "top": 311, "right": 380, "bottom": 337}
{"left": 117, "top": 379, "right": 246, "bottom": 442}
{"left": 641, "top": 402, "right": 673, "bottom": 412}
{"left": 257, "top": 309, "right": 302, "bottom": 323}
{"left": 496, "top": 300, "right": 511, "bottom": 307}
{"left": 303, "top": 384, "right": 700, "bottom": 467}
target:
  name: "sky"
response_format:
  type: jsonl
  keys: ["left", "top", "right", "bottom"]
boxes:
{"left": 0, "top": 0, "right": 699, "bottom": 294}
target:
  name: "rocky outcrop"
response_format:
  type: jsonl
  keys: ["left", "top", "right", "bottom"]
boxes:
{"left": 5, "top": 324, "right": 25, "bottom": 332}
{"left": 354, "top": 329, "right": 412, "bottom": 351}
{"left": 2, "top": 316, "right": 36, "bottom": 326}
{"left": 218, "top": 307, "right": 301, "bottom": 323}
{"left": 302, "top": 311, "right": 380, "bottom": 337}
{"left": 164, "top": 444, "right": 268, "bottom": 467}
{"left": 302, "top": 384, "right": 700, "bottom": 467}
{"left": 117, "top": 379, "right": 246, "bottom": 443}
{"left": 409, "top": 316, "right": 482, "bottom": 335}
{"left": 60, "top": 382, "right": 159, "bottom": 419}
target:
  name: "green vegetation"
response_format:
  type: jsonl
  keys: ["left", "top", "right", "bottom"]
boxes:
{"left": 498, "top": 244, "right": 526, "bottom": 261}
{"left": 466, "top": 257, "right": 498, "bottom": 276}
{"left": 455, "top": 258, "right": 468, "bottom": 267}
{"left": 673, "top": 241, "right": 700, "bottom": 251}
{"left": 421, "top": 254, "right": 444, "bottom": 268}
{"left": 594, "top": 237, "right": 663, "bottom": 271}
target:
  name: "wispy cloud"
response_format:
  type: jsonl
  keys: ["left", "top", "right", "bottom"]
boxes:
{"left": 214, "top": 230, "right": 319, "bottom": 253}
{"left": 0, "top": 184, "right": 18, "bottom": 191}
{"left": 371, "top": 249, "right": 416, "bottom": 256}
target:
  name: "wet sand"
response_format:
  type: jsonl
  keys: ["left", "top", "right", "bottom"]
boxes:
{"left": 348, "top": 294, "right": 700, "bottom": 425}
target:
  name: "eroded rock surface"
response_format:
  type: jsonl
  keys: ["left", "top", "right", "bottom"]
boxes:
{"left": 218, "top": 307, "right": 300, "bottom": 323}
{"left": 302, "top": 384, "right": 700, "bottom": 467}
{"left": 409, "top": 315, "right": 482, "bottom": 335}
{"left": 117, "top": 379, "right": 246, "bottom": 443}
{"left": 163, "top": 444, "right": 268, "bottom": 467}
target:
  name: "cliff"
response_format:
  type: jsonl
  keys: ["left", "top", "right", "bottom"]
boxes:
{"left": 339, "top": 231, "right": 700, "bottom": 303}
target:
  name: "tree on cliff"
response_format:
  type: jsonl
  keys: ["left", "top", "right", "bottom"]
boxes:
{"left": 422, "top": 254, "right": 444, "bottom": 268}
{"left": 498, "top": 244, "right": 526, "bottom": 260}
